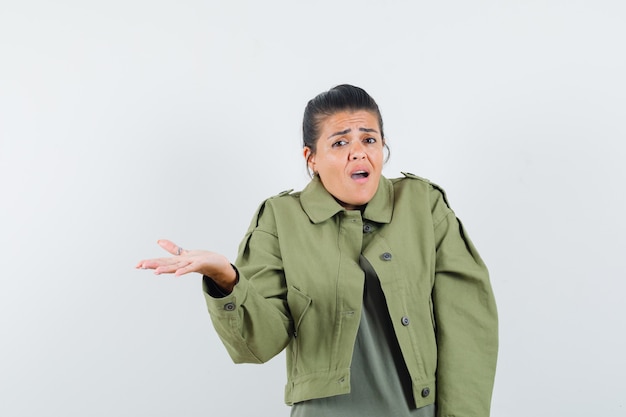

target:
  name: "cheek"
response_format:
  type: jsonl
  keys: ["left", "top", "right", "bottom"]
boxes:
{"left": 316, "top": 153, "right": 342, "bottom": 171}
{"left": 369, "top": 149, "right": 384, "bottom": 165}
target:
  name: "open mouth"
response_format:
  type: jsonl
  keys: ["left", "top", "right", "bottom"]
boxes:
{"left": 351, "top": 170, "right": 370, "bottom": 180}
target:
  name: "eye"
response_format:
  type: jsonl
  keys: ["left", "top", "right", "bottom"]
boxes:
{"left": 332, "top": 139, "right": 348, "bottom": 148}
{"left": 364, "top": 137, "right": 377, "bottom": 144}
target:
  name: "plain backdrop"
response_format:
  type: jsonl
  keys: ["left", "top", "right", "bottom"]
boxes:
{"left": 1, "top": 1, "right": 625, "bottom": 416}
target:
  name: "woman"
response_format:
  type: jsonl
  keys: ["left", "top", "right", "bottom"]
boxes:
{"left": 137, "top": 85, "right": 498, "bottom": 416}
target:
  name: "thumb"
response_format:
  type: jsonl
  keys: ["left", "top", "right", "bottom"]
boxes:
{"left": 157, "top": 239, "right": 184, "bottom": 256}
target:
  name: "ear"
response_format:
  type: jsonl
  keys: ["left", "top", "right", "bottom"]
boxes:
{"left": 303, "top": 147, "right": 315, "bottom": 172}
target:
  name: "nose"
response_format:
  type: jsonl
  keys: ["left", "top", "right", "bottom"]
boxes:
{"left": 350, "top": 141, "right": 366, "bottom": 160}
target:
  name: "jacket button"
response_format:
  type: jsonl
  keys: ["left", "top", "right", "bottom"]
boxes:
{"left": 363, "top": 224, "right": 373, "bottom": 233}
{"left": 224, "top": 302, "right": 236, "bottom": 311}
{"left": 381, "top": 252, "right": 392, "bottom": 261}
{"left": 421, "top": 387, "right": 430, "bottom": 398}
{"left": 401, "top": 316, "right": 410, "bottom": 326}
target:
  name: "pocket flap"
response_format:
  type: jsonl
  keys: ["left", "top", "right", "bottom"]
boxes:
{"left": 287, "top": 286, "right": 312, "bottom": 334}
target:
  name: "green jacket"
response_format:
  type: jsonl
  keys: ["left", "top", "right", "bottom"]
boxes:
{"left": 204, "top": 173, "right": 498, "bottom": 416}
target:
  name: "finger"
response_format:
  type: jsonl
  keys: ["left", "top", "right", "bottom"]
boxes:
{"left": 155, "top": 260, "right": 191, "bottom": 275}
{"left": 138, "top": 257, "right": 180, "bottom": 271}
{"left": 173, "top": 262, "right": 201, "bottom": 277}
{"left": 136, "top": 259, "right": 161, "bottom": 269}
{"left": 157, "top": 239, "right": 184, "bottom": 256}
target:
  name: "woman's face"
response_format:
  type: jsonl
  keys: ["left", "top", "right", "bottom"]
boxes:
{"left": 304, "top": 110, "right": 384, "bottom": 210}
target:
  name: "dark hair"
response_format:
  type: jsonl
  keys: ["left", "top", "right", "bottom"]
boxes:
{"left": 302, "top": 84, "right": 387, "bottom": 165}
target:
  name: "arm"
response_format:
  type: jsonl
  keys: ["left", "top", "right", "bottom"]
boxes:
{"left": 135, "top": 201, "right": 293, "bottom": 364}
{"left": 203, "top": 200, "right": 293, "bottom": 364}
{"left": 431, "top": 189, "right": 498, "bottom": 417}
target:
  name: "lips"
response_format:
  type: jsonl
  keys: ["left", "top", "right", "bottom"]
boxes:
{"left": 350, "top": 170, "right": 370, "bottom": 180}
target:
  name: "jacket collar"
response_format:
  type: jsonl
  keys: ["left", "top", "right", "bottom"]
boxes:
{"left": 300, "top": 175, "right": 394, "bottom": 224}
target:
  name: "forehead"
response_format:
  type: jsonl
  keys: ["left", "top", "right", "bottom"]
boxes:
{"left": 319, "top": 110, "right": 379, "bottom": 132}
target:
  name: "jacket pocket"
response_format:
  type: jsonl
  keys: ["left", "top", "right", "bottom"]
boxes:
{"left": 287, "top": 286, "right": 312, "bottom": 337}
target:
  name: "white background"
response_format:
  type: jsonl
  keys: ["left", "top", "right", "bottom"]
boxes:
{"left": 1, "top": 1, "right": 625, "bottom": 416}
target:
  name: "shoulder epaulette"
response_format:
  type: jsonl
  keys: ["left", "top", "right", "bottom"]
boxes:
{"left": 400, "top": 172, "right": 450, "bottom": 207}
{"left": 401, "top": 171, "right": 431, "bottom": 183}
{"left": 271, "top": 189, "right": 294, "bottom": 198}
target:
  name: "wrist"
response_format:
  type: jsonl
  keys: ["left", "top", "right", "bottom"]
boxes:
{"left": 208, "top": 263, "right": 239, "bottom": 294}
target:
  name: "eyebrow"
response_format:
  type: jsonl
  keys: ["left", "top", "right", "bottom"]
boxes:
{"left": 327, "top": 127, "right": 379, "bottom": 140}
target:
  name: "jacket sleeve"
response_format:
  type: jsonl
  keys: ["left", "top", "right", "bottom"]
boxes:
{"left": 203, "top": 199, "right": 293, "bottom": 364}
{"left": 430, "top": 187, "right": 498, "bottom": 417}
